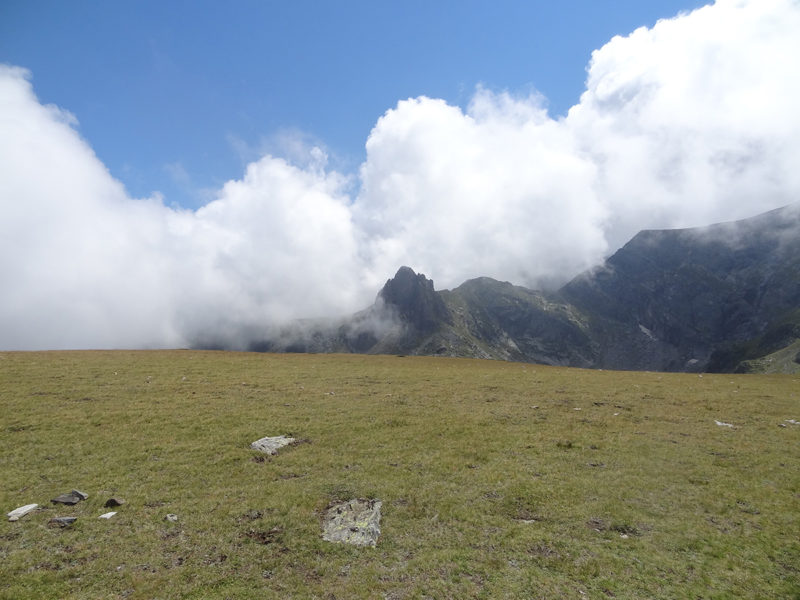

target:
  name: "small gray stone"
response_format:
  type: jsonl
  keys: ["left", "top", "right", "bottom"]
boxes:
{"left": 52, "top": 491, "right": 82, "bottom": 505}
{"left": 51, "top": 490, "right": 88, "bottom": 505}
{"left": 165, "top": 513, "right": 179, "bottom": 522}
{"left": 49, "top": 516, "right": 78, "bottom": 528}
{"left": 250, "top": 435, "right": 296, "bottom": 455}
{"left": 104, "top": 497, "right": 125, "bottom": 508}
{"left": 322, "top": 498, "right": 382, "bottom": 547}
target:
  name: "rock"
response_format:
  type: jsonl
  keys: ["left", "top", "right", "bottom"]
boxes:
{"left": 322, "top": 498, "right": 382, "bottom": 547}
{"left": 52, "top": 490, "right": 88, "bottom": 505}
{"left": 7, "top": 503, "right": 38, "bottom": 521}
{"left": 104, "top": 497, "right": 125, "bottom": 508}
{"left": 49, "top": 516, "right": 77, "bottom": 528}
{"left": 377, "top": 266, "right": 452, "bottom": 335}
{"left": 165, "top": 514, "right": 179, "bottom": 522}
{"left": 714, "top": 420, "right": 735, "bottom": 428}
{"left": 250, "top": 435, "right": 296, "bottom": 455}
{"left": 98, "top": 511, "right": 117, "bottom": 519}
{"left": 51, "top": 494, "right": 80, "bottom": 505}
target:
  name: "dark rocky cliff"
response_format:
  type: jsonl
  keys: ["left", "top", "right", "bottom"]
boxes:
{"left": 377, "top": 266, "right": 452, "bottom": 336}
{"left": 560, "top": 203, "right": 800, "bottom": 371}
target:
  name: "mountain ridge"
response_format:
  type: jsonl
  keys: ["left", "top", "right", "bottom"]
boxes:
{"left": 237, "top": 203, "right": 800, "bottom": 373}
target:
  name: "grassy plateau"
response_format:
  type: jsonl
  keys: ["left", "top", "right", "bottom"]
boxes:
{"left": 1, "top": 350, "right": 799, "bottom": 599}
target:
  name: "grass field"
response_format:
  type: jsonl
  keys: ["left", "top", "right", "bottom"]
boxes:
{"left": 1, "top": 350, "right": 799, "bottom": 599}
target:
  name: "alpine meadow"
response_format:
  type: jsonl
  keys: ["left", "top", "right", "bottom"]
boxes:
{"left": 1, "top": 350, "right": 798, "bottom": 599}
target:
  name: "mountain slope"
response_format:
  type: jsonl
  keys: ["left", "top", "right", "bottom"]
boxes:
{"left": 240, "top": 203, "right": 800, "bottom": 373}
{"left": 561, "top": 203, "right": 800, "bottom": 371}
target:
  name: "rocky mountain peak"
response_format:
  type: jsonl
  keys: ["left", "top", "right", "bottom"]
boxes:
{"left": 377, "top": 266, "right": 452, "bottom": 334}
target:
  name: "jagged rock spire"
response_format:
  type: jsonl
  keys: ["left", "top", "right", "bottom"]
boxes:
{"left": 377, "top": 267, "right": 452, "bottom": 335}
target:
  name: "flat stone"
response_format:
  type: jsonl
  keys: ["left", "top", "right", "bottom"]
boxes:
{"left": 250, "top": 435, "right": 296, "bottom": 455}
{"left": 52, "top": 493, "right": 80, "bottom": 505}
{"left": 52, "top": 490, "right": 88, "bottom": 505}
{"left": 322, "top": 498, "right": 382, "bottom": 547}
{"left": 104, "top": 497, "right": 125, "bottom": 508}
{"left": 165, "top": 513, "right": 179, "bottom": 522}
{"left": 98, "top": 511, "right": 117, "bottom": 519}
{"left": 49, "top": 516, "right": 78, "bottom": 528}
{"left": 7, "top": 503, "right": 38, "bottom": 521}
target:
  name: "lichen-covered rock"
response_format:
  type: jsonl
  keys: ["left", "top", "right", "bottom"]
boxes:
{"left": 250, "top": 435, "right": 295, "bottom": 455}
{"left": 322, "top": 498, "right": 382, "bottom": 547}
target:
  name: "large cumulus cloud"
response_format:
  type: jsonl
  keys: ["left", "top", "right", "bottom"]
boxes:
{"left": 1, "top": 0, "right": 799, "bottom": 350}
{"left": 570, "top": 0, "right": 800, "bottom": 248}
{"left": 0, "top": 66, "right": 368, "bottom": 349}
{"left": 356, "top": 92, "right": 605, "bottom": 288}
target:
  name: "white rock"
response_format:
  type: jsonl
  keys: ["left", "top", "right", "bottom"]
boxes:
{"left": 715, "top": 420, "right": 734, "bottom": 428}
{"left": 785, "top": 419, "right": 799, "bottom": 425}
{"left": 322, "top": 499, "right": 382, "bottom": 547}
{"left": 7, "top": 503, "right": 38, "bottom": 521}
{"left": 98, "top": 511, "right": 117, "bottom": 519}
{"left": 250, "top": 435, "right": 296, "bottom": 455}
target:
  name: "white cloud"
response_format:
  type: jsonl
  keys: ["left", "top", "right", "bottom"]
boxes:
{"left": 0, "top": 67, "right": 367, "bottom": 349}
{"left": 357, "top": 0, "right": 800, "bottom": 288}
{"left": 2, "top": 0, "right": 800, "bottom": 349}
{"left": 568, "top": 0, "right": 800, "bottom": 248}
{"left": 355, "top": 93, "right": 605, "bottom": 289}
{"left": 176, "top": 154, "right": 367, "bottom": 348}
{"left": 0, "top": 65, "right": 180, "bottom": 349}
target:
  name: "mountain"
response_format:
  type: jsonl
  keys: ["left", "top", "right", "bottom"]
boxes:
{"left": 240, "top": 203, "right": 800, "bottom": 373}
{"left": 561, "top": 203, "right": 800, "bottom": 372}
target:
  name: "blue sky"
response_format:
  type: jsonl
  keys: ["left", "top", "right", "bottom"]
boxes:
{"left": 2, "top": 0, "right": 798, "bottom": 350}
{"left": 2, "top": 0, "right": 707, "bottom": 209}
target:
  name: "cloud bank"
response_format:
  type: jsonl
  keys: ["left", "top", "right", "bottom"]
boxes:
{"left": 2, "top": 0, "right": 799, "bottom": 350}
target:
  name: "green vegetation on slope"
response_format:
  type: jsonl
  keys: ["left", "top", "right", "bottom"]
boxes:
{"left": 1, "top": 351, "right": 799, "bottom": 599}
